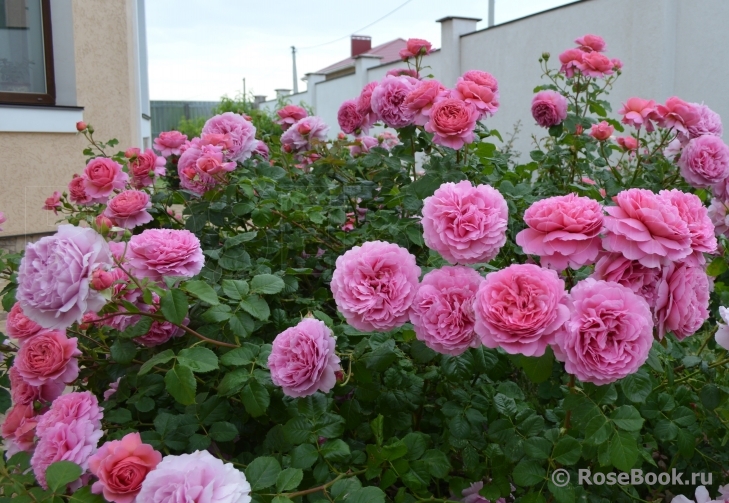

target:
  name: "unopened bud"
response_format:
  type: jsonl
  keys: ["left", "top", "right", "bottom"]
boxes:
{"left": 317, "top": 436, "right": 327, "bottom": 446}
{"left": 282, "top": 143, "right": 293, "bottom": 153}
{"left": 575, "top": 124, "right": 583, "bottom": 135}
{"left": 94, "top": 214, "right": 114, "bottom": 236}
{"left": 76, "top": 121, "right": 87, "bottom": 132}
{"left": 335, "top": 370, "right": 344, "bottom": 383}
{"left": 337, "top": 132, "right": 347, "bottom": 140}
{"left": 297, "top": 122, "right": 312, "bottom": 135}
{"left": 125, "top": 147, "right": 140, "bottom": 159}
{"left": 90, "top": 268, "right": 114, "bottom": 291}
{"left": 542, "top": 52, "right": 550, "bottom": 61}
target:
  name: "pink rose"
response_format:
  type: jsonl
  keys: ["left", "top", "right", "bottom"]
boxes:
{"left": 687, "top": 103, "right": 723, "bottom": 139}
{"left": 406, "top": 38, "right": 432, "bottom": 56}
{"left": 425, "top": 98, "right": 479, "bottom": 149}
{"left": 678, "top": 135, "right": 729, "bottom": 188}
{"left": 133, "top": 298, "right": 187, "bottom": 347}
{"left": 276, "top": 104, "right": 308, "bottom": 130}
{"left": 1, "top": 403, "right": 39, "bottom": 456}
{"left": 9, "top": 367, "right": 64, "bottom": 405}
{"left": 35, "top": 391, "right": 103, "bottom": 437}
{"left": 462, "top": 481, "right": 504, "bottom": 503}
{"left": 602, "top": 188, "right": 692, "bottom": 268}
{"left": 253, "top": 140, "right": 269, "bottom": 160}
{"left": 558, "top": 48, "right": 584, "bottom": 78}
{"left": 68, "top": 175, "right": 93, "bottom": 205}
{"left": 348, "top": 135, "right": 379, "bottom": 157}
{"left": 659, "top": 189, "right": 717, "bottom": 265}
{"left": 17, "top": 225, "right": 113, "bottom": 329}
{"left": 331, "top": 240, "right": 421, "bottom": 332}
{"left": 43, "top": 191, "right": 61, "bottom": 214}
{"left": 76, "top": 121, "right": 87, "bottom": 131}
{"left": 654, "top": 262, "right": 710, "bottom": 340}
{"left": 13, "top": 330, "right": 81, "bottom": 386}
{"left": 153, "top": 130, "right": 188, "bottom": 157}
{"left": 6, "top": 302, "right": 43, "bottom": 341}
{"left": 715, "top": 307, "right": 729, "bottom": 350}
{"left": 611, "top": 58, "right": 623, "bottom": 70}
{"left": 356, "top": 81, "right": 379, "bottom": 130}
{"left": 103, "top": 190, "right": 153, "bottom": 229}
{"left": 618, "top": 98, "right": 659, "bottom": 132}
{"left": 617, "top": 136, "right": 639, "bottom": 151}
{"left": 178, "top": 145, "right": 216, "bottom": 195}
{"left": 268, "top": 318, "right": 341, "bottom": 397}
{"left": 202, "top": 112, "right": 257, "bottom": 162}
{"left": 516, "top": 193, "right": 603, "bottom": 270}
{"left": 89, "top": 432, "right": 162, "bottom": 503}
{"left": 337, "top": 99, "right": 364, "bottom": 134}
{"left": 474, "top": 264, "right": 570, "bottom": 357}
{"left": 404, "top": 80, "right": 448, "bottom": 126}
{"left": 129, "top": 148, "right": 166, "bottom": 188}
{"left": 591, "top": 253, "right": 662, "bottom": 308}
{"left": 378, "top": 131, "right": 400, "bottom": 150}
{"left": 399, "top": 48, "right": 414, "bottom": 60}
{"left": 453, "top": 79, "right": 499, "bottom": 118}
{"left": 589, "top": 121, "right": 614, "bottom": 141}
{"left": 656, "top": 96, "right": 700, "bottom": 134}
{"left": 196, "top": 144, "right": 236, "bottom": 175}
{"left": 422, "top": 180, "right": 508, "bottom": 264}
{"left": 83, "top": 158, "right": 129, "bottom": 202}
{"left": 104, "top": 377, "right": 121, "bottom": 401}
{"left": 0, "top": 211, "right": 5, "bottom": 231}
{"left": 575, "top": 51, "right": 614, "bottom": 78}
{"left": 461, "top": 70, "right": 499, "bottom": 93}
{"left": 531, "top": 90, "right": 568, "bottom": 128}
{"left": 370, "top": 75, "right": 418, "bottom": 128}
{"left": 575, "top": 34, "right": 606, "bottom": 52}
{"left": 127, "top": 228, "right": 204, "bottom": 281}
{"left": 90, "top": 268, "right": 114, "bottom": 291}
{"left": 280, "top": 116, "right": 330, "bottom": 156}
{"left": 708, "top": 198, "right": 729, "bottom": 237}
{"left": 409, "top": 266, "right": 483, "bottom": 356}
{"left": 553, "top": 278, "right": 653, "bottom": 385}
{"left": 386, "top": 68, "right": 420, "bottom": 79}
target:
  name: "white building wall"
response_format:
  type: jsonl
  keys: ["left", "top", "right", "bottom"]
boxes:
{"left": 314, "top": 74, "right": 359, "bottom": 137}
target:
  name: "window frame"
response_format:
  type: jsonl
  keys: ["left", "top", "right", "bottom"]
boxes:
{"left": 0, "top": 0, "right": 55, "bottom": 106}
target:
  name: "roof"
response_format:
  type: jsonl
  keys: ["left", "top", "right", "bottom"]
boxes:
{"left": 314, "top": 38, "right": 408, "bottom": 75}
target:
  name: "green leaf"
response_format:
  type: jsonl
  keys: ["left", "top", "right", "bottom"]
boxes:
{"left": 524, "top": 437, "right": 552, "bottom": 460}
{"left": 290, "top": 444, "right": 319, "bottom": 469}
{"left": 209, "top": 421, "right": 238, "bottom": 442}
{"left": 68, "top": 486, "right": 106, "bottom": 503}
{"left": 165, "top": 365, "right": 197, "bottom": 405}
{"left": 707, "top": 256, "right": 728, "bottom": 276}
{"left": 105, "top": 408, "right": 132, "bottom": 424}
{"left": 246, "top": 456, "right": 281, "bottom": 491}
{"left": 521, "top": 348, "right": 554, "bottom": 384}
{"left": 513, "top": 459, "right": 546, "bottom": 487}
{"left": 222, "top": 279, "right": 249, "bottom": 300}
{"left": 552, "top": 436, "right": 581, "bottom": 465}
{"left": 611, "top": 405, "right": 644, "bottom": 431}
{"left": 110, "top": 339, "right": 137, "bottom": 365}
{"left": 272, "top": 497, "right": 294, "bottom": 503}
{"left": 241, "top": 380, "right": 269, "bottom": 417}
{"left": 420, "top": 449, "right": 450, "bottom": 478}
{"left": 119, "top": 316, "right": 153, "bottom": 338}
{"left": 228, "top": 312, "right": 254, "bottom": 337}
{"left": 239, "top": 295, "right": 270, "bottom": 320}
{"left": 178, "top": 347, "right": 219, "bottom": 373}
{"left": 183, "top": 280, "right": 219, "bottom": 305}
{"left": 701, "top": 384, "right": 724, "bottom": 410}
{"left": 201, "top": 304, "right": 232, "bottom": 323}
{"left": 220, "top": 344, "right": 258, "bottom": 366}
{"left": 160, "top": 289, "right": 188, "bottom": 325}
{"left": 276, "top": 468, "right": 303, "bottom": 492}
{"left": 402, "top": 432, "right": 428, "bottom": 460}
{"left": 347, "top": 486, "right": 386, "bottom": 503}
{"left": 217, "top": 369, "right": 250, "bottom": 396}
{"left": 224, "top": 231, "right": 257, "bottom": 249}
{"left": 620, "top": 370, "right": 652, "bottom": 403}
{"left": 250, "top": 274, "right": 285, "bottom": 295}
{"left": 138, "top": 349, "right": 175, "bottom": 376}
{"left": 584, "top": 415, "right": 611, "bottom": 445}
{"left": 609, "top": 431, "right": 639, "bottom": 471}
{"left": 321, "top": 439, "right": 351, "bottom": 462}
{"left": 45, "top": 461, "right": 82, "bottom": 492}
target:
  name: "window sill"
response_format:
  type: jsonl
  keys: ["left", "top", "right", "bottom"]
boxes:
{"left": 0, "top": 104, "right": 84, "bottom": 133}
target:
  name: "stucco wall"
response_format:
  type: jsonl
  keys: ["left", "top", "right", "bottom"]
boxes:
{"left": 314, "top": 74, "right": 359, "bottom": 138}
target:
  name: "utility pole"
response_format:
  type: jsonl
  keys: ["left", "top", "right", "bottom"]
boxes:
{"left": 291, "top": 46, "right": 299, "bottom": 94}
{"left": 242, "top": 78, "right": 246, "bottom": 103}
{"left": 488, "top": 0, "right": 495, "bottom": 27}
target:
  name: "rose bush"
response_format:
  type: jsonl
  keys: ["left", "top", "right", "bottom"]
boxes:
{"left": 2, "top": 35, "right": 729, "bottom": 503}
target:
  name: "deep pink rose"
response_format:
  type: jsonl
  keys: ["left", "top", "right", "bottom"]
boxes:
{"left": 422, "top": 181, "right": 508, "bottom": 264}
{"left": 6, "top": 302, "right": 43, "bottom": 341}
{"left": 337, "top": 99, "right": 364, "bottom": 134}
{"left": 280, "top": 116, "right": 330, "bottom": 155}
{"left": 89, "top": 432, "right": 162, "bottom": 503}
{"left": 559, "top": 48, "right": 584, "bottom": 78}
{"left": 331, "top": 240, "right": 420, "bottom": 332}
{"left": 589, "top": 121, "right": 614, "bottom": 141}
{"left": 575, "top": 34, "right": 606, "bottom": 52}
{"left": 406, "top": 38, "right": 432, "bottom": 56}
{"left": 83, "top": 158, "right": 129, "bottom": 202}
{"left": 1, "top": 403, "right": 39, "bottom": 457}
{"left": 531, "top": 90, "right": 568, "bottom": 128}
{"left": 687, "top": 103, "right": 723, "bottom": 139}
{"left": 575, "top": 51, "right": 614, "bottom": 78}
{"left": 409, "top": 266, "right": 483, "bottom": 356}
{"left": 356, "top": 81, "right": 379, "bottom": 130}
{"left": 708, "top": 198, "right": 729, "bottom": 237}
{"left": 474, "top": 264, "right": 570, "bottom": 357}
{"left": 591, "top": 253, "right": 662, "bottom": 308}
{"left": 404, "top": 80, "right": 448, "bottom": 126}
{"left": 153, "top": 131, "right": 188, "bottom": 157}
{"left": 461, "top": 70, "right": 499, "bottom": 93}
{"left": 618, "top": 98, "right": 659, "bottom": 132}
{"left": 516, "top": 193, "right": 603, "bottom": 270}
{"left": 602, "top": 188, "right": 692, "bottom": 268}
{"left": 678, "top": 135, "right": 729, "bottom": 188}
{"left": 43, "top": 191, "right": 61, "bottom": 214}
{"left": 348, "top": 135, "right": 379, "bottom": 157}
{"left": 654, "top": 262, "right": 710, "bottom": 340}
{"left": 17, "top": 225, "right": 113, "bottom": 329}
{"left": 202, "top": 112, "right": 257, "bottom": 162}
{"left": 656, "top": 97, "right": 700, "bottom": 134}
{"left": 178, "top": 145, "right": 216, "bottom": 195}
{"left": 425, "top": 98, "right": 479, "bottom": 149}
{"left": 9, "top": 367, "right": 64, "bottom": 405}
{"left": 68, "top": 175, "right": 93, "bottom": 205}
{"left": 659, "top": 189, "right": 717, "bottom": 265}
{"left": 127, "top": 229, "right": 204, "bottom": 281}
{"left": 35, "top": 391, "right": 103, "bottom": 437}
{"left": 453, "top": 79, "right": 499, "bottom": 118}
{"left": 103, "top": 190, "right": 153, "bottom": 229}
{"left": 13, "top": 330, "right": 80, "bottom": 386}
{"left": 129, "top": 148, "right": 166, "bottom": 188}
{"left": 553, "top": 278, "right": 653, "bottom": 385}
{"left": 276, "top": 105, "right": 308, "bottom": 131}
{"left": 617, "top": 136, "right": 639, "bottom": 151}
{"left": 370, "top": 75, "right": 418, "bottom": 128}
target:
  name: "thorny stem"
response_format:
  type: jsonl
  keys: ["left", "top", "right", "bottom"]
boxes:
{"left": 564, "top": 374, "right": 576, "bottom": 430}
{"left": 266, "top": 469, "right": 366, "bottom": 499}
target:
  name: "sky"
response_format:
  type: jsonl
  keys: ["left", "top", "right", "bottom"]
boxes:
{"left": 145, "top": 0, "right": 576, "bottom": 102}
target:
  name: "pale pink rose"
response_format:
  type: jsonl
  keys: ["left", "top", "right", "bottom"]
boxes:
{"left": 280, "top": 116, "right": 330, "bottom": 155}
{"left": 17, "top": 225, "right": 113, "bottom": 329}
{"left": 575, "top": 34, "right": 606, "bottom": 52}
{"left": 591, "top": 253, "right": 662, "bottom": 308}
{"left": 575, "top": 51, "right": 614, "bottom": 78}
{"left": 404, "top": 79, "right": 448, "bottom": 126}
{"left": 611, "top": 58, "right": 623, "bottom": 70}
{"left": 715, "top": 307, "right": 729, "bottom": 350}
{"left": 425, "top": 98, "right": 479, "bottom": 149}
{"left": 654, "top": 262, "right": 710, "bottom": 340}
{"left": 127, "top": 228, "right": 204, "bottom": 281}
{"left": 474, "top": 264, "right": 569, "bottom": 357}
{"left": 356, "top": 81, "right": 379, "bottom": 130}
{"left": 559, "top": 48, "right": 584, "bottom": 78}
{"left": 6, "top": 302, "right": 44, "bottom": 341}
{"left": 678, "top": 135, "right": 729, "bottom": 188}
{"left": 589, "top": 121, "right": 614, "bottom": 141}
{"left": 687, "top": 103, "right": 723, "bottom": 139}
{"left": 708, "top": 198, "right": 729, "bottom": 237}
{"left": 670, "top": 486, "right": 715, "bottom": 503}
{"left": 617, "top": 136, "right": 639, "bottom": 151}
{"left": 129, "top": 148, "right": 166, "bottom": 188}
{"left": 461, "top": 70, "right": 499, "bottom": 93}
{"left": 9, "top": 367, "right": 64, "bottom": 405}
{"left": 618, "top": 98, "right": 659, "bottom": 132}
{"left": 103, "top": 190, "right": 153, "bottom": 229}
{"left": 202, "top": 112, "right": 257, "bottom": 162}
{"left": 553, "top": 278, "right": 653, "bottom": 385}
{"left": 337, "top": 99, "right": 364, "bottom": 134}
{"left": 348, "top": 135, "right": 379, "bottom": 157}
{"left": 516, "top": 193, "right": 603, "bottom": 270}
{"left": 331, "top": 240, "right": 421, "bottom": 332}
{"left": 35, "top": 391, "right": 103, "bottom": 437}
{"left": 377, "top": 131, "right": 400, "bottom": 150}
{"left": 656, "top": 97, "right": 700, "bottom": 134}
{"left": 137, "top": 450, "right": 252, "bottom": 503}
{"left": 531, "top": 90, "right": 568, "bottom": 128}
{"left": 409, "top": 266, "right": 483, "bottom": 356}
{"left": 13, "top": 330, "right": 80, "bottom": 386}
{"left": 154, "top": 131, "right": 188, "bottom": 157}
{"left": 276, "top": 104, "right": 308, "bottom": 131}
{"left": 178, "top": 145, "right": 217, "bottom": 195}
{"left": 268, "top": 318, "right": 341, "bottom": 397}
{"left": 43, "top": 191, "right": 61, "bottom": 214}
{"left": 68, "top": 175, "right": 93, "bottom": 205}
{"left": 422, "top": 181, "right": 508, "bottom": 264}
{"left": 103, "top": 377, "right": 121, "bottom": 401}
{"left": 406, "top": 38, "right": 432, "bottom": 56}
{"left": 659, "top": 189, "right": 717, "bottom": 265}
{"left": 370, "top": 75, "right": 418, "bottom": 128}
{"left": 1, "top": 403, "right": 40, "bottom": 456}
{"left": 253, "top": 140, "right": 269, "bottom": 160}
{"left": 83, "top": 158, "right": 129, "bottom": 202}
{"left": 602, "top": 188, "right": 692, "bottom": 268}
{"left": 386, "top": 68, "right": 420, "bottom": 79}
{"left": 453, "top": 79, "right": 499, "bottom": 118}
{"left": 89, "top": 432, "right": 162, "bottom": 503}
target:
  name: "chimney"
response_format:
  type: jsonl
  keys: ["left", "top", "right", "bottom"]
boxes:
{"left": 351, "top": 35, "right": 372, "bottom": 57}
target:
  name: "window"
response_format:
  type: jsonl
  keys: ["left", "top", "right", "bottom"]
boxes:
{"left": 0, "top": 0, "right": 54, "bottom": 105}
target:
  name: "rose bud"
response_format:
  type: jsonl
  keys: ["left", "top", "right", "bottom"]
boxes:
{"left": 337, "top": 132, "right": 347, "bottom": 140}
{"left": 335, "top": 370, "right": 344, "bottom": 383}
{"left": 317, "top": 436, "right": 327, "bottom": 446}
{"left": 90, "top": 269, "right": 114, "bottom": 291}
{"left": 76, "top": 121, "right": 87, "bottom": 131}
{"left": 125, "top": 147, "right": 141, "bottom": 159}
{"left": 298, "top": 122, "right": 313, "bottom": 135}
{"left": 94, "top": 214, "right": 114, "bottom": 236}
{"left": 575, "top": 124, "right": 583, "bottom": 135}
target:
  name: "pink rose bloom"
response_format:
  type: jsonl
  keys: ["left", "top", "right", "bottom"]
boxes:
{"left": 10, "top": 367, "right": 64, "bottom": 405}
{"left": 276, "top": 104, "right": 308, "bottom": 131}
{"left": 461, "top": 70, "right": 499, "bottom": 93}
{"left": 399, "top": 48, "right": 414, "bottom": 60}
{"left": 406, "top": 38, "right": 432, "bottom": 56}
{"left": 453, "top": 79, "right": 499, "bottom": 118}
{"left": 715, "top": 307, "right": 729, "bottom": 350}
{"left": 356, "top": 81, "right": 379, "bottom": 130}
{"left": 83, "top": 158, "right": 129, "bottom": 203}
{"left": 611, "top": 58, "right": 623, "bottom": 70}
{"left": 13, "top": 330, "right": 80, "bottom": 386}
{"left": 409, "top": 266, "right": 483, "bottom": 356}
{"left": 89, "top": 432, "right": 162, "bottom": 503}
{"left": 378, "top": 131, "right": 400, "bottom": 150}
{"left": 370, "top": 75, "right": 418, "bottom": 128}
{"left": 708, "top": 198, "right": 729, "bottom": 237}
{"left": 617, "top": 136, "right": 639, "bottom": 151}
{"left": 591, "top": 253, "right": 662, "bottom": 308}
{"left": 575, "top": 51, "right": 614, "bottom": 78}
{"left": 35, "top": 391, "right": 103, "bottom": 437}
{"left": 337, "top": 99, "right": 364, "bottom": 134}
{"left": 202, "top": 112, "right": 257, "bottom": 162}
{"left": 656, "top": 96, "right": 700, "bottom": 134}
{"left": 6, "top": 302, "right": 44, "bottom": 341}
{"left": 134, "top": 314, "right": 186, "bottom": 347}
{"left": 687, "top": 103, "right": 723, "bottom": 139}
{"left": 654, "top": 262, "right": 710, "bottom": 340}
{"left": 474, "top": 264, "right": 570, "bottom": 357}
{"left": 659, "top": 189, "right": 717, "bottom": 265}
{"left": 618, "top": 98, "right": 659, "bottom": 132}
{"left": 575, "top": 34, "right": 606, "bottom": 52}
{"left": 558, "top": 48, "right": 584, "bottom": 78}
{"left": 678, "top": 135, "right": 729, "bottom": 188}
{"left": 253, "top": 140, "right": 269, "bottom": 160}
{"left": 68, "top": 175, "right": 93, "bottom": 205}
{"left": 104, "top": 377, "right": 121, "bottom": 401}
{"left": 43, "top": 191, "right": 61, "bottom": 214}
{"left": 348, "top": 135, "right": 379, "bottom": 157}
{"left": 531, "top": 90, "right": 568, "bottom": 128}
{"left": 196, "top": 144, "right": 236, "bottom": 176}
{"left": 602, "top": 188, "right": 692, "bottom": 268}
{"left": 553, "top": 278, "right": 653, "bottom": 385}
{"left": 404, "top": 79, "right": 448, "bottom": 126}
{"left": 516, "top": 193, "right": 603, "bottom": 270}
{"left": 153, "top": 131, "right": 187, "bottom": 157}
{"left": 178, "top": 145, "right": 216, "bottom": 195}
{"left": 1, "top": 403, "right": 39, "bottom": 457}
{"left": 136, "top": 450, "right": 252, "bottom": 503}
{"left": 0, "top": 211, "right": 5, "bottom": 231}
{"left": 103, "top": 190, "right": 153, "bottom": 229}
{"left": 268, "top": 318, "right": 341, "bottom": 397}
{"left": 462, "top": 481, "right": 504, "bottom": 503}
{"left": 422, "top": 181, "right": 508, "bottom": 264}
{"left": 17, "top": 225, "right": 113, "bottom": 329}
{"left": 386, "top": 68, "right": 420, "bottom": 79}
{"left": 589, "top": 121, "right": 614, "bottom": 141}
{"left": 425, "top": 98, "right": 479, "bottom": 149}
{"left": 127, "top": 228, "right": 204, "bottom": 281}
{"left": 280, "top": 116, "right": 330, "bottom": 155}
{"left": 330, "top": 240, "right": 420, "bottom": 332}
{"left": 129, "top": 148, "right": 166, "bottom": 188}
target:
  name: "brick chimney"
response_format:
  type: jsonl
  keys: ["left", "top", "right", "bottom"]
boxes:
{"left": 351, "top": 35, "right": 372, "bottom": 57}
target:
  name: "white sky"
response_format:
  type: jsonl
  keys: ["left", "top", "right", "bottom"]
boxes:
{"left": 146, "top": 0, "right": 575, "bottom": 102}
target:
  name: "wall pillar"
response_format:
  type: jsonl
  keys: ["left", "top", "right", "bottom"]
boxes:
{"left": 353, "top": 54, "right": 383, "bottom": 92}
{"left": 303, "top": 73, "right": 326, "bottom": 113}
{"left": 437, "top": 16, "right": 481, "bottom": 87}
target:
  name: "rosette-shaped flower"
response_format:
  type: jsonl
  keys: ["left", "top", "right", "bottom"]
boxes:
{"left": 425, "top": 98, "right": 479, "bottom": 149}
{"left": 6, "top": 302, "right": 43, "bottom": 341}
{"left": 461, "top": 70, "right": 499, "bottom": 93}
{"left": 559, "top": 48, "right": 584, "bottom": 78}
{"left": 331, "top": 241, "right": 420, "bottom": 332}
{"left": 678, "top": 135, "right": 729, "bottom": 188}
{"left": 202, "top": 112, "right": 257, "bottom": 162}
{"left": 83, "top": 158, "right": 129, "bottom": 203}
{"left": 422, "top": 181, "right": 508, "bottom": 264}
{"left": 68, "top": 175, "right": 93, "bottom": 205}
{"left": 129, "top": 148, "right": 166, "bottom": 188}
{"left": 35, "top": 391, "right": 103, "bottom": 436}
{"left": 453, "top": 78, "right": 499, "bottom": 118}
{"left": 177, "top": 145, "right": 217, "bottom": 195}
{"left": 104, "top": 190, "right": 153, "bottom": 229}
{"left": 409, "top": 266, "right": 483, "bottom": 356}
{"left": 654, "top": 262, "right": 710, "bottom": 340}
{"left": 656, "top": 96, "right": 700, "bottom": 134}
{"left": 516, "top": 193, "right": 603, "bottom": 270}
{"left": 348, "top": 135, "right": 379, "bottom": 157}
{"left": 127, "top": 229, "right": 204, "bottom": 281}
{"left": 589, "top": 121, "right": 614, "bottom": 141}
{"left": 591, "top": 253, "right": 662, "bottom": 308}
{"left": 404, "top": 79, "right": 447, "bottom": 126}
{"left": 17, "top": 225, "right": 113, "bottom": 329}
{"left": 276, "top": 105, "right": 308, "bottom": 131}
{"left": 9, "top": 367, "right": 64, "bottom": 405}
{"left": 337, "top": 99, "right": 364, "bottom": 134}
{"left": 531, "top": 90, "right": 568, "bottom": 128}
{"left": 137, "top": 450, "right": 252, "bottom": 503}
{"left": 356, "top": 81, "right": 379, "bottom": 130}
{"left": 687, "top": 103, "right": 723, "bottom": 139}
{"left": 575, "top": 51, "right": 614, "bottom": 78}
{"left": 618, "top": 97, "right": 659, "bottom": 132}
{"left": 473, "top": 264, "right": 570, "bottom": 357}
{"left": 575, "top": 34, "right": 606, "bottom": 52}
{"left": 370, "top": 75, "right": 417, "bottom": 128}
{"left": 154, "top": 130, "right": 188, "bottom": 157}
{"left": 708, "top": 198, "right": 729, "bottom": 237}
{"left": 602, "top": 188, "right": 692, "bottom": 268}
{"left": 280, "top": 116, "right": 330, "bottom": 154}
{"left": 268, "top": 318, "right": 341, "bottom": 397}
{"left": 553, "top": 279, "right": 653, "bottom": 385}
{"left": 659, "top": 189, "right": 717, "bottom": 265}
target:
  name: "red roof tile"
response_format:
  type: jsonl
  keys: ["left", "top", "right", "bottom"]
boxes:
{"left": 314, "top": 38, "right": 407, "bottom": 75}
